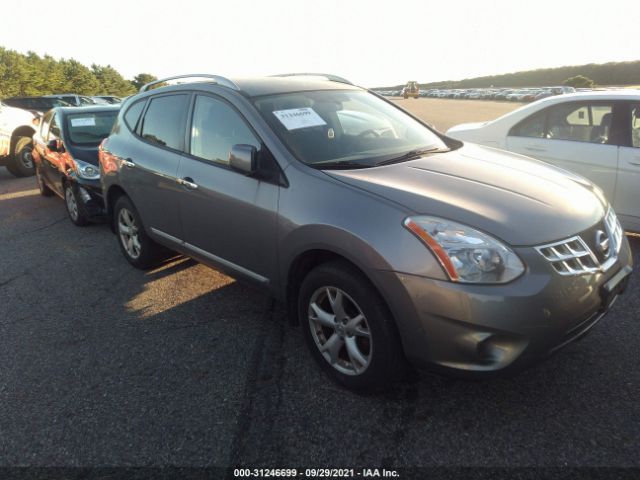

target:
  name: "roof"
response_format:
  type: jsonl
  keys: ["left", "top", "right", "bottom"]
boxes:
{"left": 537, "top": 89, "right": 640, "bottom": 102}
{"left": 56, "top": 105, "right": 120, "bottom": 115}
{"left": 143, "top": 76, "right": 361, "bottom": 98}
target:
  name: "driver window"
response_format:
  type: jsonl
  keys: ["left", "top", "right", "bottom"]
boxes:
{"left": 190, "top": 95, "right": 260, "bottom": 165}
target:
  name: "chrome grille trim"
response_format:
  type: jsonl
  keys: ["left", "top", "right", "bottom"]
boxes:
{"left": 535, "top": 208, "right": 622, "bottom": 277}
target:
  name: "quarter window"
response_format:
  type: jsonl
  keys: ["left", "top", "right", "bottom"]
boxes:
{"left": 40, "top": 112, "right": 53, "bottom": 141}
{"left": 124, "top": 100, "right": 145, "bottom": 131}
{"left": 140, "top": 94, "right": 189, "bottom": 150}
{"left": 510, "top": 111, "right": 546, "bottom": 138}
{"left": 49, "top": 114, "right": 61, "bottom": 140}
{"left": 631, "top": 103, "right": 640, "bottom": 148}
{"left": 190, "top": 95, "right": 260, "bottom": 164}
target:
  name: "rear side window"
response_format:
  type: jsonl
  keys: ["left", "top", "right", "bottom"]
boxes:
{"left": 510, "top": 111, "right": 546, "bottom": 138}
{"left": 124, "top": 100, "right": 145, "bottom": 131}
{"left": 189, "top": 95, "right": 260, "bottom": 164}
{"left": 140, "top": 94, "right": 189, "bottom": 151}
{"left": 547, "top": 103, "right": 613, "bottom": 144}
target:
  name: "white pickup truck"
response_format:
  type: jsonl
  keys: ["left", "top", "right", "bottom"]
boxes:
{"left": 0, "top": 102, "right": 37, "bottom": 177}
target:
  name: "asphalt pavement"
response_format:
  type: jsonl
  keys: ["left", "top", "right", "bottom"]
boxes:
{"left": 1, "top": 162, "right": 639, "bottom": 472}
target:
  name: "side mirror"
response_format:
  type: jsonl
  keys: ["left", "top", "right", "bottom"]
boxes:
{"left": 47, "top": 139, "right": 64, "bottom": 152}
{"left": 229, "top": 144, "right": 257, "bottom": 174}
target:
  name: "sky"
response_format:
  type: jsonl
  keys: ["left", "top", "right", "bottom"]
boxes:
{"left": 1, "top": 0, "right": 638, "bottom": 87}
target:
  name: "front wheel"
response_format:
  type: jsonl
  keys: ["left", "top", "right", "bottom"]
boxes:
{"left": 298, "top": 261, "right": 406, "bottom": 392}
{"left": 64, "top": 184, "right": 90, "bottom": 226}
{"left": 6, "top": 137, "right": 35, "bottom": 177}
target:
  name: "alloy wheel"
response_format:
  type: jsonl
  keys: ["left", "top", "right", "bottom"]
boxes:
{"left": 20, "top": 148, "right": 33, "bottom": 169}
{"left": 65, "top": 187, "right": 79, "bottom": 221}
{"left": 308, "top": 286, "right": 372, "bottom": 376}
{"left": 118, "top": 208, "right": 141, "bottom": 259}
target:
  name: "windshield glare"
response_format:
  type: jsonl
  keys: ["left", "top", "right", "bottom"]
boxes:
{"left": 66, "top": 112, "right": 118, "bottom": 146}
{"left": 254, "top": 90, "right": 448, "bottom": 167}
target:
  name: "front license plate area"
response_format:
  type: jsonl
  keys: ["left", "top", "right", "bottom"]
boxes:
{"left": 600, "top": 265, "right": 632, "bottom": 311}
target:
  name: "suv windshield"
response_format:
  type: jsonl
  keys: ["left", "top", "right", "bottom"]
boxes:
{"left": 66, "top": 111, "right": 118, "bottom": 146}
{"left": 253, "top": 90, "right": 448, "bottom": 168}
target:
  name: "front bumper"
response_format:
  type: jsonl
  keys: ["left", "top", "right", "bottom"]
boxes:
{"left": 374, "top": 236, "right": 633, "bottom": 376}
{"left": 71, "top": 177, "right": 106, "bottom": 220}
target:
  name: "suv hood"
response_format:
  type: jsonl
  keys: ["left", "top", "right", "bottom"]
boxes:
{"left": 325, "top": 143, "right": 605, "bottom": 246}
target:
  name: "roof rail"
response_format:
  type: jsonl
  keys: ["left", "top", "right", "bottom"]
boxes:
{"left": 271, "top": 73, "right": 353, "bottom": 85}
{"left": 139, "top": 74, "right": 241, "bottom": 93}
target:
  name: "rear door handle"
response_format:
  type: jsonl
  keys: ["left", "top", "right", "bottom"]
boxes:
{"left": 524, "top": 146, "right": 546, "bottom": 152}
{"left": 629, "top": 162, "right": 640, "bottom": 167}
{"left": 178, "top": 177, "right": 198, "bottom": 190}
{"left": 121, "top": 158, "right": 135, "bottom": 168}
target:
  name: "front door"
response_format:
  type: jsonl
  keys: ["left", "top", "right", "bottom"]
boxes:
{"left": 176, "top": 94, "right": 279, "bottom": 284}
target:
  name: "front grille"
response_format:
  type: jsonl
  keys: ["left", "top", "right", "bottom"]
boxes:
{"left": 535, "top": 208, "right": 623, "bottom": 276}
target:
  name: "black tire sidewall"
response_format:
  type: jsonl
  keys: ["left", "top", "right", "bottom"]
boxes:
{"left": 7, "top": 138, "right": 35, "bottom": 177}
{"left": 35, "top": 166, "right": 53, "bottom": 196}
{"left": 113, "top": 195, "right": 160, "bottom": 269}
{"left": 298, "top": 261, "right": 405, "bottom": 392}
{"left": 64, "top": 184, "right": 89, "bottom": 226}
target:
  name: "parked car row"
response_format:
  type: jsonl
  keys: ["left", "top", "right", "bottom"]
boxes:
{"left": 0, "top": 94, "right": 123, "bottom": 177}
{"left": 376, "top": 86, "right": 578, "bottom": 102}
{"left": 21, "top": 73, "right": 633, "bottom": 392}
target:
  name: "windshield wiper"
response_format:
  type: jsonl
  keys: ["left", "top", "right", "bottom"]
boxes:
{"left": 375, "top": 147, "right": 449, "bottom": 166}
{"left": 311, "top": 161, "right": 372, "bottom": 170}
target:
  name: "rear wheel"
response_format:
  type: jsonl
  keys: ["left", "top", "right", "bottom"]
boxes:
{"left": 298, "top": 261, "right": 406, "bottom": 392}
{"left": 113, "top": 195, "right": 168, "bottom": 269}
{"left": 35, "top": 166, "right": 53, "bottom": 197}
{"left": 6, "top": 137, "right": 35, "bottom": 177}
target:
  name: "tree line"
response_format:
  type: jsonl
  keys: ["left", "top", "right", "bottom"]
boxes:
{"left": 0, "top": 47, "right": 158, "bottom": 98}
{"left": 381, "top": 60, "right": 640, "bottom": 90}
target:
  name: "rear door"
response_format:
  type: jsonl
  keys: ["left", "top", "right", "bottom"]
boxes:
{"left": 506, "top": 101, "right": 619, "bottom": 201}
{"left": 613, "top": 102, "right": 640, "bottom": 229}
{"left": 176, "top": 93, "right": 280, "bottom": 284}
{"left": 120, "top": 93, "right": 190, "bottom": 241}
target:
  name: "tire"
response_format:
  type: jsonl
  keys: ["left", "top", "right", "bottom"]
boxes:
{"left": 64, "top": 183, "right": 90, "bottom": 226}
{"left": 298, "top": 260, "right": 406, "bottom": 392}
{"left": 113, "top": 195, "right": 168, "bottom": 269}
{"left": 35, "top": 166, "right": 54, "bottom": 197}
{"left": 6, "top": 137, "right": 35, "bottom": 177}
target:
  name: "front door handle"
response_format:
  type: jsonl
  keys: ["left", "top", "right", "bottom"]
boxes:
{"left": 121, "top": 158, "right": 135, "bottom": 168}
{"left": 178, "top": 177, "right": 198, "bottom": 190}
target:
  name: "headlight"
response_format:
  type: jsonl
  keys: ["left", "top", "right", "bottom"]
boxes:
{"left": 404, "top": 216, "right": 525, "bottom": 283}
{"left": 73, "top": 159, "right": 100, "bottom": 180}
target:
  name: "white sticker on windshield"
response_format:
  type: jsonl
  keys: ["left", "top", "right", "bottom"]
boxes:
{"left": 273, "top": 108, "right": 326, "bottom": 130}
{"left": 70, "top": 117, "right": 96, "bottom": 127}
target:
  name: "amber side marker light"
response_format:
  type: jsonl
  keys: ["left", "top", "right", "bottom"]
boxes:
{"left": 403, "top": 218, "right": 459, "bottom": 281}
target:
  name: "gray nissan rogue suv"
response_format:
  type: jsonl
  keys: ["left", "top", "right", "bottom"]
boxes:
{"left": 100, "top": 74, "right": 633, "bottom": 391}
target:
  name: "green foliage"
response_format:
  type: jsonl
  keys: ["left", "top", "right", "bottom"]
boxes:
{"left": 563, "top": 75, "right": 595, "bottom": 88}
{"left": 0, "top": 46, "right": 148, "bottom": 98}
{"left": 131, "top": 73, "right": 158, "bottom": 91}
